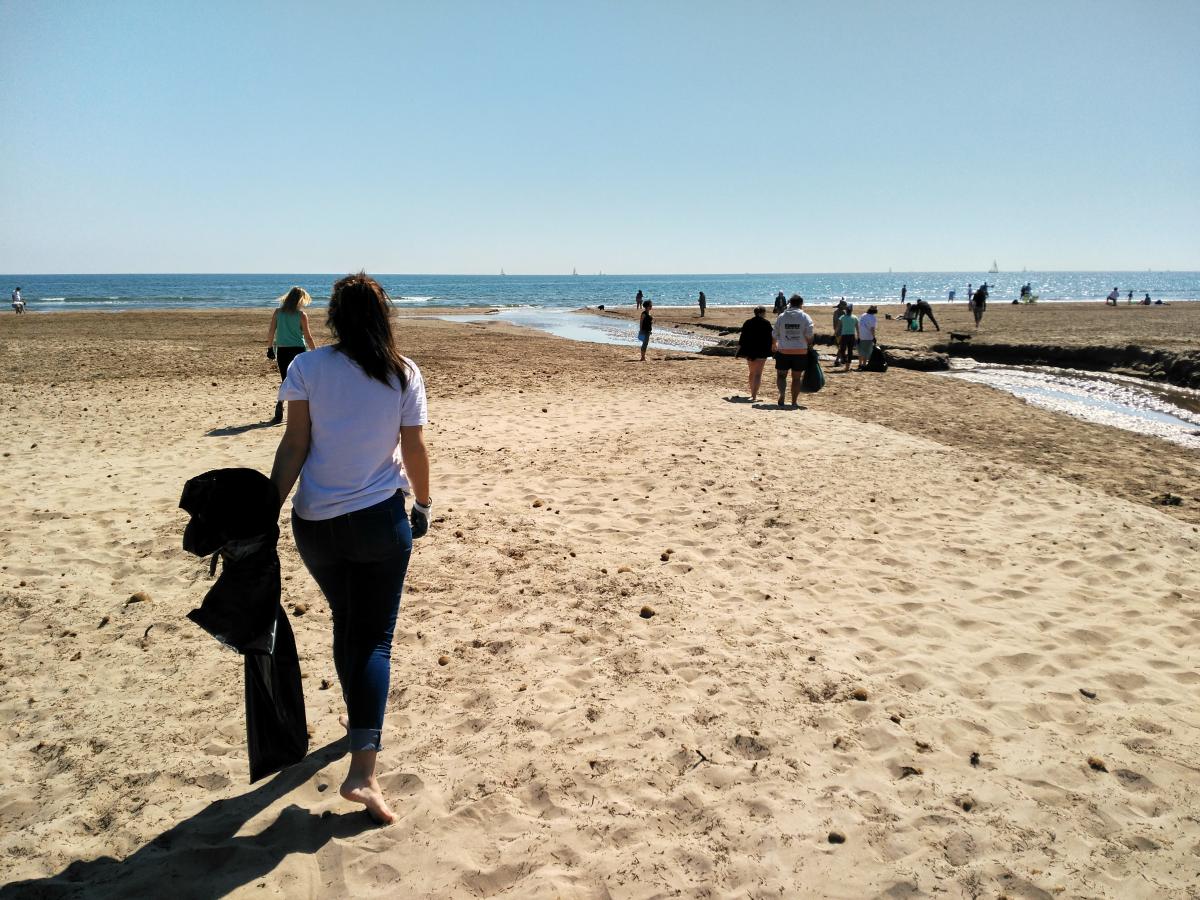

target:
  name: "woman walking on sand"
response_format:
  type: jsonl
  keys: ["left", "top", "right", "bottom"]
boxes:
{"left": 269, "top": 272, "right": 431, "bottom": 825}
{"left": 267, "top": 287, "right": 317, "bottom": 423}
{"left": 638, "top": 300, "right": 653, "bottom": 361}
{"left": 736, "top": 306, "right": 774, "bottom": 400}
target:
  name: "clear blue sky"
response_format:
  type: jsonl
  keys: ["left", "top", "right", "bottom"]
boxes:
{"left": 1, "top": 0, "right": 1197, "bottom": 273}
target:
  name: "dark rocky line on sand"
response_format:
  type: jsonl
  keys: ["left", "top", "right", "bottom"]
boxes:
{"left": 697, "top": 329, "right": 1200, "bottom": 388}
{"left": 931, "top": 342, "right": 1200, "bottom": 389}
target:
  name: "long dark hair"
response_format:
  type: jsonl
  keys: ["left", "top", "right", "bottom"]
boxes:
{"left": 327, "top": 272, "right": 410, "bottom": 389}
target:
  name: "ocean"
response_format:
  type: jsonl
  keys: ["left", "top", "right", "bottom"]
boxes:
{"left": 3, "top": 272, "right": 1198, "bottom": 313}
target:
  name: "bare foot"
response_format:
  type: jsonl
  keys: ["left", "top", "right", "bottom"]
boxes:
{"left": 339, "top": 713, "right": 349, "bottom": 731}
{"left": 341, "top": 774, "right": 396, "bottom": 825}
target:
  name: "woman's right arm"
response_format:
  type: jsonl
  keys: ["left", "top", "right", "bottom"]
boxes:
{"left": 266, "top": 309, "right": 278, "bottom": 347}
{"left": 400, "top": 425, "right": 431, "bottom": 505}
{"left": 269, "top": 400, "right": 311, "bottom": 508}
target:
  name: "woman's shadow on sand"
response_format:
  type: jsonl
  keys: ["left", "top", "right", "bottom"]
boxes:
{"left": 0, "top": 740, "right": 376, "bottom": 900}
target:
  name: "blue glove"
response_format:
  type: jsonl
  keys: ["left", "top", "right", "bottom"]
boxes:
{"left": 410, "top": 501, "right": 431, "bottom": 540}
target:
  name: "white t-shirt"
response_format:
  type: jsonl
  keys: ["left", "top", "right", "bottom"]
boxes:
{"left": 857, "top": 313, "right": 878, "bottom": 340}
{"left": 279, "top": 345, "right": 428, "bottom": 521}
{"left": 772, "top": 308, "right": 815, "bottom": 350}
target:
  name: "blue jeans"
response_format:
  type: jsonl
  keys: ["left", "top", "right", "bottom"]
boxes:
{"left": 292, "top": 491, "right": 412, "bottom": 752}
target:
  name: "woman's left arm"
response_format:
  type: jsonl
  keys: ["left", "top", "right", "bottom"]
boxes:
{"left": 300, "top": 311, "right": 317, "bottom": 349}
{"left": 400, "top": 425, "right": 430, "bottom": 505}
{"left": 269, "top": 400, "right": 311, "bottom": 508}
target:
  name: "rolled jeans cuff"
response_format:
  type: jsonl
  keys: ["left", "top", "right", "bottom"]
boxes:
{"left": 348, "top": 727, "right": 383, "bottom": 753}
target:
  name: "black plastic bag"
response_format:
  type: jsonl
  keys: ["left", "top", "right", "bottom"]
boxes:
{"left": 867, "top": 345, "right": 890, "bottom": 372}
{"left": 802, "top": 352, "right": 826, "bottom": 392}
{"left": 245, "top": 607, "right": 309, "bottom": 783}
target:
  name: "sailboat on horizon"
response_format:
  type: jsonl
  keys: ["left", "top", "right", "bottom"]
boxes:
{"left": 989, "top": 259, "right": 999, "bottom": 274}
{"left": 572, "top": 267, "right": 577, "bottom": 276}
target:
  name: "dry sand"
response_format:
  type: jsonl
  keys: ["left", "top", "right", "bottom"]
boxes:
{"left": 1, "top": 310, "right": 1198, "bottom": 899}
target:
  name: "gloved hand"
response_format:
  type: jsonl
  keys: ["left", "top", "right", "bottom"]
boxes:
{"left": 266, "top": 347, "right": 276, "bottom": 360}
{"left": 410, "top": 501, "right": 431, "bottom": 540}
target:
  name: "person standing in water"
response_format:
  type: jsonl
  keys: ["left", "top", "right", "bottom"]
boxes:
{"left": 772, "top": 294, "right": 814, "bottom": 407}
{"left": 697, "top": 291, "right": 707, "bottom": 317}
{"left": 736, "top": 306, "right": 774, "bottom": 401}
{"left": 638, "top": 300, "right": 653, "bottom": 361}
{"left": 270, "top": 271, "right": 431, "bottom": 825}
{"left": 900, "top": 284, "right": 907, "bottom": 305}
{"left": 267, "top": 287, "right": 317, "bottom": 424}
{"left": 773, "top": 291, "right": 787, "bottom": 314}
{"left": 635, "top": 289, "right": 643, "bottom": 310}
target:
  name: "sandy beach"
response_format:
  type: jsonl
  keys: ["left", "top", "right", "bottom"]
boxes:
{"left": 1, "top": 308, "right": 1199, "bottom": 898}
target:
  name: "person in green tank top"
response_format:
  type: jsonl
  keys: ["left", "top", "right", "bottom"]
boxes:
{"left": 267, "top": 287, "right": 317, "bottom": 423}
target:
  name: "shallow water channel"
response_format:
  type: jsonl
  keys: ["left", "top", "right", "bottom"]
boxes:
{"left": 430, "top": 308, "right": 717, "bottom": 354}
{"left": 942, "top": 361, "right": 1200, "bottom": 449}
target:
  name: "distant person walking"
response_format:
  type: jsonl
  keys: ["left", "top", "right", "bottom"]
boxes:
{"left": 638, "top": 300, "right": 653, "bottom": 361}
{"left": 697, "top": 291, "right": 707, "bottom": 318}
{"left": 10, "top": 286, "right": 24, "bottom": 314}
{"left": 772, "top": 294, "right": 815, "bottom": 407}
{"left": 900, "top": 284, "right": 907, "bottom": 305}
{"left": 267, "top": 287, "right": 317, "bottom": 424}
{"left": 1127, "top": 290, "right": 1134, "bottom": 305}
{"left": 1106, "top": 287, "right": 1119, "bottom": 306}
{"left": 736, "top": 306, "right": 774, "bottom": 401}
{"left": 948, "top": 289, "right": 956, "bottom": 302}
{"left": 838, "top": 303, "right": 859, "bottom": 372}
{"left": 772, "top": 291, "right": 787, "bottom": 314}
{"left": 967, "top": 284, "right": 972, "bottom": 306}
{"left": 856, "top": 305, "right": 878, "bottom": 371}
{"left": 915, "top": 298, "right": 940, "bottom": 331}
{"left": 635, "top": 289, "right": 643, "bottom": 310}
{"left": 972, "top": 284, "right": 988, "bottom": 326}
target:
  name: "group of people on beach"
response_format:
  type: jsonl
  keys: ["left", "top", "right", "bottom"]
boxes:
{"left": 1106, "top": 287, "right": 1158, "bottom": 306}
{"left": 729, "top": 295, "right": 880, "bottom": 405}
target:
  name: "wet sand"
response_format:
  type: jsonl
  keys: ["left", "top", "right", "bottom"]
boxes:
{"left": 1, "top": 309, "right": 1199, "bottom": 898}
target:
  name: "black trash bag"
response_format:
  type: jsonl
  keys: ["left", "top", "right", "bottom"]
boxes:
{"left": 245, "top": 607, "right": 309, "bottom": 783}
{"left": 181, "top": 467, "right": 280, "bottom": 557}
{"left": 180, "top": 467, "right": 308, "bottom": 782}
{"left": 802, "top": 352, "right": 826, "bottom": 393}
{"left": 867, "top": 344, "right": 890, "bottom": 373}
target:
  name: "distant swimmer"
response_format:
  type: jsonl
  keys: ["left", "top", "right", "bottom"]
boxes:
{"left": 736, "top": 306, "right": 774, "bottom": 401}
{"left": 772, "top": 294, "right": 814, "bottom": 407}
{"left": 1106, "top": 287, "right": 1119, "bottom": 306}
{"left": 635, "top": 289, "right": 643, "bottom": 310}
{"left": 697, "top": 291, "right": 707, "bottom": 318}
{"left": 11, "top": 286, "right": 24, "bottom": 314}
